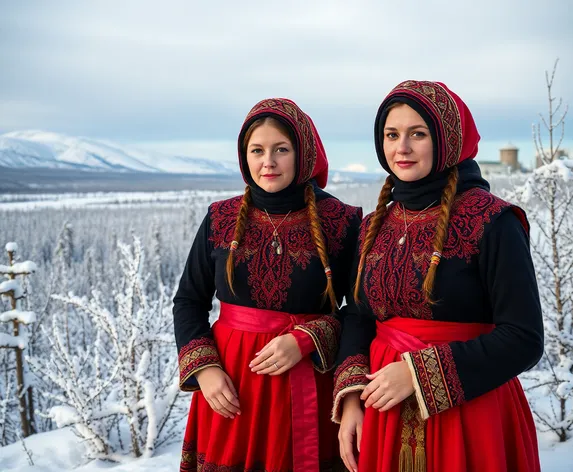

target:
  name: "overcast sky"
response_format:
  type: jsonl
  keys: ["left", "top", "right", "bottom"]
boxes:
{"left": 1, "top": 0, "right": 571, "bottom": 169}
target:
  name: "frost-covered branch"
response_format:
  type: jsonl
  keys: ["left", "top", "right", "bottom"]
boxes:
{"left": 512, "top": 59, "right": 572, "bottom": 443}
{"left": 28, "top": 235, "right": 185, "bottom": 460}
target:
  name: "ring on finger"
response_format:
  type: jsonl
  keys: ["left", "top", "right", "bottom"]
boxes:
{"left": 274, "top": 362, "right": 279, "bottom": 370}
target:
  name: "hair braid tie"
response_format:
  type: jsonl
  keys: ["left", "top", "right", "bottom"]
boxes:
{"left": 430, "top": 251, "right": 442, "bottom": 266}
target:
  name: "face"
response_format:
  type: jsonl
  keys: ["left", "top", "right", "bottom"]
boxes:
{"left": 383, "top": 104, "right": 433, "bottom": 181}
{"left": 246, "top": 122, "right": 296, "bottom": 193}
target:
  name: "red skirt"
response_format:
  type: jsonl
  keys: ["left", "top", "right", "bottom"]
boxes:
{"left": 180, "top": 303, "right": 342, "bottom": 472}
{"left": 358, "top": 318, "right": 540, "bottom": 472}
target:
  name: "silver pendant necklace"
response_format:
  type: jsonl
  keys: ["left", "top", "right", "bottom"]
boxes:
{"left": 264, "top": 209, "right": 292, "bottom": 255}
{"left": 398, "top": 200, "right": 438, "bottom": 246}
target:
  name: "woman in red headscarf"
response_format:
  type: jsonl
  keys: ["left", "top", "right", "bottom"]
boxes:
{"left": 333, "top": 81, "right": 543, "bottom": 472}
{"left": 174, "top": 98, "right": 361, "bottom": 471}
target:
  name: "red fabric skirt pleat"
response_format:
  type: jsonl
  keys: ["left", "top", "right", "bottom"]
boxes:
{"left": 181, "top": 321, "right": 340, "bottom": 472}
{"left": 358, "top": 335, "right": 540, "bottom": 472}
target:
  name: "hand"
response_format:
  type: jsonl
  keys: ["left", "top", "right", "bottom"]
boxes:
{"left": 339, "top": 392, "right": 363, "bottom": 472}
{"left": 195, "top": 366, "right": 241, "bottom": 419}
{"left": 249, "top": 333, "right": 303, "bottom": 375}
{"left": 360, "top": 361, "right": 414, "bottom": 412}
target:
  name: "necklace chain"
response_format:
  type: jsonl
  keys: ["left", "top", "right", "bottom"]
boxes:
{"left": 264, "top": 209, "right": 291, "bottom": 255}
{"left": 398, "top": 200, "right": 438, "bottom": 246}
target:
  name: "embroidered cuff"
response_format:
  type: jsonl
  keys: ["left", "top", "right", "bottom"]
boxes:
{"left": 178, "top": 337, "right": 222, "bottom": 392}
{"left": 331, "top": 354, "right": 369, "bottom": 423}
{"left": 291, "top": 330, "right": 316, "bottom": 357}
{"left": 402, "top": 344, "right": 465, "bottom": 420}
{"left": 293, "top": 316, "right": 341, "bottom": 373}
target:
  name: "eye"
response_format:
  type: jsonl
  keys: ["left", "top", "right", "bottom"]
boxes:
{"left": 385, "top": 132, "right": 398, "bottom": 139}
{"left": 276, "top": 147, "right": 290, "bottom": 153}
{"left": 250, "top": 148, "right": 263, "bottom": 154}
{"left": 412, "top": 131, "right": 427, "bottom": 138}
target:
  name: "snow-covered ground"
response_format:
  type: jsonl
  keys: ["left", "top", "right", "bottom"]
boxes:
{"left": 0, "top": 189, "right": 241, "bottom": 211}
{"left": 0, "top": 182, "right": 375, "bottom": 211}
{"left": 0, "top": 427, "right": 181, "bottom": 471}
{"left": 0, "top": 425, "right": 571, "bottom": 471}
{"left": 537, "top": 433, "right": 573, "bottom": 471}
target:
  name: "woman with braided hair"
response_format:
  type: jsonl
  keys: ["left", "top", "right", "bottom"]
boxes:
{"left": 333, "top": 81, "right": 543, "bottom": 472}
{"left": 174, "top": 98, "right": 362, "bottom": 471}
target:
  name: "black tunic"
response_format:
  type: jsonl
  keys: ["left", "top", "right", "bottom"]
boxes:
{"left": 174, "top": 187, "right": 362, "bottom": 391}
{"left": 333, "top": 187, "right": 544, "bottom": 421}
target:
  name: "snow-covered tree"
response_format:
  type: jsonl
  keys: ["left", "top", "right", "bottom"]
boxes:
{"left": 0, "top": 242, "right": 38, "bottom": 439}
{"left": 508, "top": 59, "right": 573, "bottom": 442}
{"left": 54, "top": 222, "right": 74, "bottom": 270}
{"left": 0, "top": 190, "right": 216, "bottom": 448}
{"left": 150, "top": 219, "right": 165, "bottom": 292}
{"left": 28, "top": 236, "right": 185, "bottom": 461}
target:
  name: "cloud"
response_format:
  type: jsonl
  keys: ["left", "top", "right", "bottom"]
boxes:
{"left": 341, "top": 163, "right": 368, "bottom": 173}
{"left": 0, "top": 0, "right": 571, "bottom": 147}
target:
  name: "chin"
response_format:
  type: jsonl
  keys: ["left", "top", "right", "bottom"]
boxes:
{"left": 392, "top": 168, "right": 431, "bottom": 182}
{"left": 256, "top": 176, "right": 294, "bottom": 193}
{"left": 262, "top": 187, "right": 283, "bottom": 193}
{"left": 396, "top": 174, "right": 424, "bottom": 182}
{"left": 259, "top": 182, "right": 288, "bottom": 193}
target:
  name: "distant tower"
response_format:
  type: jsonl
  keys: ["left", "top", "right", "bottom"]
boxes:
{"left": 499, "top": 145, "right": 519, "bottom": 171}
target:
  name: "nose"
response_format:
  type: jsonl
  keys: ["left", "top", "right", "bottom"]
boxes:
{"left": 396, "top": 136, "right": 411, "bottom": 155}
{"left": 262, "top": 152, "right": 276, "bottom": 168}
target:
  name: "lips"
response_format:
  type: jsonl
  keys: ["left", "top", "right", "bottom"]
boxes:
{"left": 262, "top": 174, "right": 281, "bottom": 178}
{"left": 396, "top": 161, "right": 416, "bottom": 168}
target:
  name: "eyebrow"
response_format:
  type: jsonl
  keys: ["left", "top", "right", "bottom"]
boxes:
{"left": 248, "top": 141, "right": 290, "bottom": 147}
{"left": 384, "top": 125, "right": 429, "bottom": 131}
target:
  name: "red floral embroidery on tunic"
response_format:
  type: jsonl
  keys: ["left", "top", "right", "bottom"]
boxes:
{"left": 209, "top": 197, "right": 359, "bottom": 310}
{"left": 360, "top": 188, "right": 509, "bottom": 320}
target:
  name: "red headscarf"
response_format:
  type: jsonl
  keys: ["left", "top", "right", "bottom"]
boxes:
{"left": 238, "top": 98, "right": 329, "bottom": 188}
{"left": 375, "top": 80, "right": 481, "bottom": 174}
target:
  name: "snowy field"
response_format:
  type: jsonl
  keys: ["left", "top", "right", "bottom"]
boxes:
{"left": 0, "top": 182, "right": 376, "bottom": 211}
{"left": 1, "top": 177, "right": 572, "bottom": 471}
{"left": 0, "top": 426, "right": 570, "bottom": 471}
{"left": 0, "top": 189, "right": 240, "bottom": 211}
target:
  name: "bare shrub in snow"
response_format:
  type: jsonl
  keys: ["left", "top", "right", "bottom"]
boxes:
{"left": 28, "top": 236, "right": 185, "bottom": 460}
{"left": 508, "top": 59, "right": 573, "bottom": 442}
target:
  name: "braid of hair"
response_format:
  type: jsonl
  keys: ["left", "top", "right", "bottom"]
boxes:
{"left": 305, "top": 182, "right": 338, "bottom": 311}
{"left": 422, "top": 166, "right": 459, "bottom": 304}
{"left": 225, "top": 186, "right": 252, "bottom": 295}
{"left": 353, "top": 175, "right": 394, "bottom": 302}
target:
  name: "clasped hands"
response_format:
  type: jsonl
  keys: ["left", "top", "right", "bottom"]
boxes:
{"left": 196, "top": 333, "right": 303, "bottom": 419}
{"left": 249, "top": 333, "right": 303, "bottom": 375}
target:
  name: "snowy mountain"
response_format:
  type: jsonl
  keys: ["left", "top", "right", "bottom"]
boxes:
{"left": 0, "top": 131, "right": 239, "bottom": 175}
